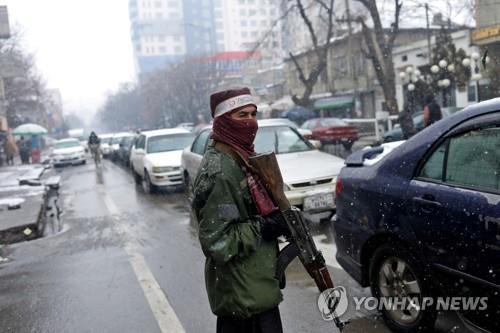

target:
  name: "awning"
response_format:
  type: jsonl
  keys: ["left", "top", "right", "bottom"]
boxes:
{"left": 313, "top": 95, "right": 354, "bottom": 110}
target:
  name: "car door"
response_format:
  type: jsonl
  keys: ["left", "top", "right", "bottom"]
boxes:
{"left": 132, "top": 135, "right": 146, "bottom": 175}
{"left": 184, "top": 129, "right": 210, "bottom": 183}
{"left": 406, "top": 113, "right": 500, "bottom": 291}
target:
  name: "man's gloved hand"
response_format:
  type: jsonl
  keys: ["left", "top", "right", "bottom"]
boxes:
{"left": 260, "top": 210, "right": 291, "bottom": 241}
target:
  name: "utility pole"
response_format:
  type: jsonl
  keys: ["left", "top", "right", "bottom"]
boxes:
{"left": 345, "top": 0, "right": 359, "bottom": 117}
{"left": 425, "top": 3, "right": 432, "bottom": 61}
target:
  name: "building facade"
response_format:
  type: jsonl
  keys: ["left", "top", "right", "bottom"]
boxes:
{"left": 129, "top": 0, "right": 217, "bottom": 76}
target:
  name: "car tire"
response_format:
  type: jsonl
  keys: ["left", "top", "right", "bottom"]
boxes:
{"left": 369, "top": 244, "right": 437, "bottom": 333}
{"left": 133, "top": 168, "right": 142, "bottom": 184}
{"left": 143, "top": 170, "right": 156, "bottom": 194}
{"left": 184, "top": 172, "right": 194, "bottom": 203}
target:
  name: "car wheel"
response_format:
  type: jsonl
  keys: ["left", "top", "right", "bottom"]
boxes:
{"left": 142, "top": 170, "right": 156, "bottom": 194}
{"left": 133, "top": 168, "right": 142, "bottom": 184}
{"left": 184, "top": 172, "right": 194, "bottom": 202}
{"left": 369, "top": 244, "right": 437, "bottom": 333}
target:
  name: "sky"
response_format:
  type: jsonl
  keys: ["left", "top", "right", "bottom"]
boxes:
{"left": 3, "top": 0, "right": 135, "bottom": 124}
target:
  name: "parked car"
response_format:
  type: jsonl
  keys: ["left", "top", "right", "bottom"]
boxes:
{"left": 301, "top": 117, "right": 359, "bottom": 150}
{"left": 117, "top": 134, "right": 137, "bottom": 166}
{"left": 99, "top": 133, "right": 114, "bottom": 158}
{"left": 51, "top": 138, "right": 86, "bottom": 167}
{"left": 130, "top": 128, "right": 195, "bottom": 193}
{"left": 181, "top": 119, "right": 345, "bottom": 214}
{"left": 384, "top": 109, "right": 451, "bottom": 142}
{"left": 176, "top": 122, "right": 194, "bottom": 132}
{"left": 334, "top": 99, "right": 500, "bottom": 332}
{"left": 110, "top": 132, "right": 134, "bottom": 161}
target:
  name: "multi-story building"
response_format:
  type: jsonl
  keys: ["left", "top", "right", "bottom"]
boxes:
{"left": 129, "top": 0, "right": 216, "bottom": 76}
{"left": 214, "top": 0, "right": 282, "bottom": 56}
{"left": 473, "top": 0, "right": 500, "bottom": 60}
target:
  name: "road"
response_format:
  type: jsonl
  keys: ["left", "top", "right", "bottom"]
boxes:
{"left": 0, "top": 158, "right": 470, "bottom": 333}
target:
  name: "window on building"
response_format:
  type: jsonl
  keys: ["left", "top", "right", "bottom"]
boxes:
{"left": 156, "top": 12, "right": 163, "bottom": 18}
{"left": 251, "top": 31, "right": 258, "bottom": 37}
{"left": 401, "top": 55, "right": 408, "bottom": 62}
{"left": 242, "top": 31, "right": 248, "bottom": 38}
{"left": 158, "top": 34, "right": 165, "bottom": 42}
{"left": 260, "top": 8, "right": 266, "bottom": 15}
{"left": 249, "top": 9, "right": 257, "bottom": 16}
{"left": 241, "top": 20, "right": 247, "bottom": 27}
{"left": 168, "top": 1, "right": 177, "bottom": 7}
{"left": 158, "top": 46, "right": 166, "bottom": 53}
{"left": 154, "top": 1, "right": 162, "bottom": 8}
{"left": 174, "top": 35, "right": 181, "bottom": 42}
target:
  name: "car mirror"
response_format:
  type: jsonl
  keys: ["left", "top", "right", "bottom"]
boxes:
{"left": 309, "top": 140, "right": 322, "bottom": 150}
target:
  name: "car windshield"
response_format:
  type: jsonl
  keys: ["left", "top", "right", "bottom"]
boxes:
{"left": 101, "top": 137, "right": 112, "bottom": 144}
{"left": 320, "top": 118, "right": 347, "bottom": 127}
{"left": 111, "top": 136, "right": 129, "bottom": 144}
{"left": 55, "top": 140, "right": 80, "bottom": 149}
{"left": 147, "top": 133, "right": 194, "bottom": 153}
{"left": 122, "top": 137, "right": 134, "bottom": 146}
{"left": 254, "top": 126, "right": 313, "bottom": 154}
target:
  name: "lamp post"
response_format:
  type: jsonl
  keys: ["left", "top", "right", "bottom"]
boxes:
{"left": 460, "top": 51, "right": 483, "bottom": 102}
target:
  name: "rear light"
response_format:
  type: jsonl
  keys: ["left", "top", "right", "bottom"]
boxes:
{"left": 335, "top": 178, "right": 343, "bottom": 197}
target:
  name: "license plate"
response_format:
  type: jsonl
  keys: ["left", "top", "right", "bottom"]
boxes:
{"left": 303, "top": 193, "right": 334, "bottom": 211}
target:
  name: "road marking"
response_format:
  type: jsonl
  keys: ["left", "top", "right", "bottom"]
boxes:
{"left": 97, "top": 184, "right": 186, "bottom": 333}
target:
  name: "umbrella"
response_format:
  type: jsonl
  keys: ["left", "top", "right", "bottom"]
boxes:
{"left": 13, "top": 123, "right": 48, "bottom": 136}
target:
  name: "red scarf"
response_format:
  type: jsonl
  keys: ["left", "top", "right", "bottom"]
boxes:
{"left": 212, "top": 114, "right": 277, "bottom": 216}
{"left": 211, "top": 114, "right": 257, "bottom": 160}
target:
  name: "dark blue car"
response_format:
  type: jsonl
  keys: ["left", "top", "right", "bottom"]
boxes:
{"left": 334, "top": 98, "right": 500, "bottom": 333}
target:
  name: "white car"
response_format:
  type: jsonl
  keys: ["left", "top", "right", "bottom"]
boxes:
{"left": 99, "top": 133, "right": 114, "bottom": 157}
{"left": 109, "top": 132, "right": 134, "bottom": 160}
{"left": 51, "top": 138, "right": 86, "bottom": 167}
{"left": 181, "top": 119, "right": 345, "bottom": 214}
{"left": 130, "top": 128, "right": 195, "bottom": 193}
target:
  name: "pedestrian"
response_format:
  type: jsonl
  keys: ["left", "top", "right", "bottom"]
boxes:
{"left": 423, "top": 94, "right": 442, "bottom": 127}
{"left": 18, "top": 136, "right": 31, "bottom": 164}
{"left": 399, "top": 100, "right": 417, "bottom": 139}
{"left": 192, "top": 87, "right": 290, "bottom": 333}
{"left": 4, "top": 131, "right": 17, "bottom": 165}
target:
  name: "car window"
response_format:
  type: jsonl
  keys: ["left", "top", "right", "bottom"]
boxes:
{"left": 254, "top": 126, "right": 312, "bottom": 154}
{"left": 320, "top": 118, "right": 346, "bottom": 127}
{"left": 419, "top": 143, "right": 447, "bottom": 180}
{"left": 146, "top": 133, "right": 194, "bottom": 154}
{"left": 445, "top": 127, "right": 500, "bottom": 191}
{"left": 192, "top": 130, "right": 210, "bottom": 155}
{"left": 136, "top": 135, "right": 146, "bottom": 149}
{"left": 55, "top": 140, "right": 80, "bottom": 149}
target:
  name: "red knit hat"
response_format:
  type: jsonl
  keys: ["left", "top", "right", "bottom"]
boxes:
{"left": 210, "top": 87, "right": 257, "bottom": 118}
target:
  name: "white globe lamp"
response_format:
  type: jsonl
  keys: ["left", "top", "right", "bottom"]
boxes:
{"left": 431, "top": 65, "right": 440, "bottom": 73}
{"left": 439, "top": 59, "right": 448, "bottom": 68}
{"left": 462, "top": 58, "right": 471, "bottom": 67}
{"left": 408, "top": 83, "right": 415, "bottom": 91}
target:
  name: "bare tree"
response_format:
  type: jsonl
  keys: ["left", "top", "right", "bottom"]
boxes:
{"left": 0, "top": 30, "right": 48, "bottom": 127}
{"left": 354, "top": 0, "right": 402, "bottom": 115}
{"left": 286, "top": 0, "right": 336, "bottom": 107}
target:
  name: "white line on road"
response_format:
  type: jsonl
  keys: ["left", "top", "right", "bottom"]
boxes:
{"left": 97, "top": 184, "right": 186, "bottom": 333}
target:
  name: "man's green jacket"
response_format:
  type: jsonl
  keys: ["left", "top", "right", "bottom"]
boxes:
{"left": 192, "top": 146, "right": 282, "bottom": 319}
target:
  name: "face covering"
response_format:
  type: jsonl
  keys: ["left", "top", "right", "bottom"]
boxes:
{"left": 211, "top": 113, "right": 258, "bottom": 160}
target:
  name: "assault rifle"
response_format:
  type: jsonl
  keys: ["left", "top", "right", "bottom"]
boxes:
{"left": 249, "top": 152, "right": 349, "bottom": 331}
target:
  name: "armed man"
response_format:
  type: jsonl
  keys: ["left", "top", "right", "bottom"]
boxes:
{"left": 192, "top": 87, "right": 290, "bottom": 333}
